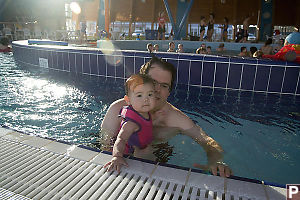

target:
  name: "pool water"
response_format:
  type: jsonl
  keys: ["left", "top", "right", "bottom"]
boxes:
{"left": 1, "top": 53, "right": 299, "bottom": 185}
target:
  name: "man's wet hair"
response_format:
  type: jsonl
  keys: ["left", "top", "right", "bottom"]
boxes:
{"left": 140, "top": 56, "right": 176, "bottom": 92}
{"left": 125, "top": 74, "right": 155, "bottom": 95}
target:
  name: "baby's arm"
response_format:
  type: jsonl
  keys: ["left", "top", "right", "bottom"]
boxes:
{"left": 104, "top": 121, "right": 139, "bottom": 173}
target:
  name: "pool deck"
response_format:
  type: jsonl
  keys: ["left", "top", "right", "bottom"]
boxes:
{"left": 0, "top": 127, "right": 286, "bottom": 200}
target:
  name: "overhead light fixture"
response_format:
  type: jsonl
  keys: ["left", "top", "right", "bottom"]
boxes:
{"left": 70, "top": 2, "right": 81, "bottom": 14}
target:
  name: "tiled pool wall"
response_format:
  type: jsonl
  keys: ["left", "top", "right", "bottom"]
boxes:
{"left": 13, "top": 41, "right": 300, "bottom": 95}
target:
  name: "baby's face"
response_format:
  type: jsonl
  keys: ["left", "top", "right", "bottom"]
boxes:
{"left": 128, "top": 83, "right": 155, "bottom": 114}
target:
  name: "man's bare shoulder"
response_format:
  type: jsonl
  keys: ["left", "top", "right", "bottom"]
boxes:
{"left": 164, "top": 102, "right": 195, "bottom": 130}
{"left": 101, "top": 98, "right": 127, "bottom": 131}
{"left": 110, "top": 98, "right": 127, "bottom": 108}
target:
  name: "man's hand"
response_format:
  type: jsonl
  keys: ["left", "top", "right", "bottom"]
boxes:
{"left": 104, "top": 156, "right": 128, "bottom": 173}
{"left": 193, "top": 161, "right": 232, "bottom": 178}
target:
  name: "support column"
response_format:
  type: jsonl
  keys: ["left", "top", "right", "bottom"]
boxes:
{"left": 259, "top": 0, "right": 273, "bottom": 41}
{"left": 98, "top": 0, "right": 105, "bottom": 31}
{"left": 128, "top": 0, "right": 134, "bottom": 36}
{"left": 175, "top": 0, "right": 189, "bottom": 40}
{"left": 163, "top": 0, "right": 177, "bottom": 36}
{"left": 104, "top": 0, "right": 110, "bottom": 33}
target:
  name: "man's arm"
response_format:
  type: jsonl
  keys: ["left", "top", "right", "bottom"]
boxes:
{"left": 101, "top": 99, "right": 127, "bottom": 137}
{"left": 167, "top": 106, "right": 232, "bottom": 177}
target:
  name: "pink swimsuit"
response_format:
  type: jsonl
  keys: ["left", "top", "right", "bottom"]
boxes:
{"left": 119, "top": 105, "right": 153, "bottom": 154}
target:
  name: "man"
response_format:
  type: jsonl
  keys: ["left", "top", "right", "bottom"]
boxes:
{"left": 101, "top": 56, "right": 232, "bottom": 177}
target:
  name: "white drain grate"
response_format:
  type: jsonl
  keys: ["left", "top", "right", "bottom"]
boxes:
{"left": 0, "top": 134, "right": 286, "bottom": 200}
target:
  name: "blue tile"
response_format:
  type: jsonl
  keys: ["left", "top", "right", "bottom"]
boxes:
{"left": 287, "top": 61, "right": 300, "bottom": 66}
{"left": 47, "top": 51, "right": 53, "bottom": 69}
{"left": 190, "top": 60, "right": 202, "bottom": 85}
{"left": 32, "top": 48, "right": 39, "bottom": 66}
{"left": 82, "top": 54, "right": 90, "bottom": 74}
{"left": 282, "top": 67, "right": 300, "bottom": 94}
{"left": 116, "top": 57, "right": 124, "bottom": 78}
{"left": 160, "top": 53, "right": 179, "bottom": 60}
{"left": 62, "top": 52, "right": 69, "bottom": 71}
{"left": 135, "top": 57, "right": 144, "bottom": 74}
{"left": 178, "top": 60, "right": 190, "bottom": 84}
{"left": 201, "top": 62, "right": 215, "bottom": 87}
{"left": 214, "top": 63, "right": 228, "bottom": 88}
{"left": 230, "top": 57, "right": 245, "bottom": 64}
{"left": 90, "top": 54, "right": 98, "bottom": 75}
{"left": 297, "top": 83, "right": 300, "bottom": 95}
{"left": 57, "top": 52, "right": 63, "bottom": 70}
{"left": 227, "top": 63, "right": 242, "bottom": 89}
{"left": 97, "top": 54, "right": 106, "bottom": 76}
{"left": 52, "top": 51, "right": 58, "bottom": 69}
{"left": 69, "top": 53, "right": 76, "bottom": 73}
{"left": 144, "top": 57, "right": 152, "bottom": 64}
{"left": 75, "top": 53, "right": 82, "bottom": 73}
{"left": 106, "top": 55, "right": 115, "bottom": 77}
{"left": 26, "top": 48, "right": 32, "bottom": 64}
{"left": 254, "top": 65, "right": 271, "bottom": 92}
{"left": 241, "top": 64, "right": 256, "bottom": 90}
{"left": 166, "top": 59, "right": 178, "bottom": 71}
{"left": 124, "top": 57, "right": 135, "bottom": 78}
{"left": 268, "top": 66, "right": 285, "bottom": 93}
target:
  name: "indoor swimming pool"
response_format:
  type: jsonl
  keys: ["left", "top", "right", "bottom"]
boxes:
{"left": 1, "top": 51, "right": 299, "bottom": 185}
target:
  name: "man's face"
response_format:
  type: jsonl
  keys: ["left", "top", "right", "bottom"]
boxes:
{"left": 148, "top": 64, "right": 172, "bottom": 109}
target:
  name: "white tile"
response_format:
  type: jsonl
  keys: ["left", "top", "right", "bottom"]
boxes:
{"left": 187, "top": 171, "right": 224, "bottom": 192}
{"left": 265, "top": 185, "right": 286, "bottom": 200}
{"left": 151, "top": 165, "right": 189, "bottom": 184}
{"left": 67, "top": 146, "right": 99, "bottom": 161}
{"left": 42, "top": 141, "right": 72, "bottom": 154}
{"left": 91, "top": 152, "right": 113, "bottom": 166}
{"left": 226, "top": 178, "right": 266, "bottom": 199}
{"left": 22, "top": 136, "right": 53, "bottom": 148}
{"left": 122, "top": 158, "right": 156, "bottom": 176}
{"left": 2, "top": 131, "right": 33, "bottom": 142}
{"left": 0, "top": 127, "right": 14, "bottom": 137}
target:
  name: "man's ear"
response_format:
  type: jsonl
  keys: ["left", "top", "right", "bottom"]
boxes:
{"left": 124, "top": 95, "right": 130, "bottom": 105}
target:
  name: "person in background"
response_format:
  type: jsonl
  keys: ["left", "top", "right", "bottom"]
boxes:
{"left": 153, "top": 44, "right": 159, "bottom": 52}
{"left": 263, "top": 32, "right": 300, "bottom": 63}
{"left": 207, "top": 13, "right": 215, "bottom": 42}
{"left": 196, "top": 46, "right": 207, "bottom": 54}
{"left": 147, "top": 43, "right": 153, "bottom": 53}
{"left": 101, "top": 56, "right": 232, "bottom": 177}
{"left": 176, "top": 43, "right": 184, "bottom": 53}
{"left": 158, "top": 11, "right": 166, "bottom": 40}
{"left": 216, "top": 43, "right": 225, "bottom": 52}
{"left": 274, "top": 38, "right": 284, "bottom": 53}
{"left": 167, "top": 41, "right": 175, "bottom": 52}
{"left": 104, "top": 74, "right": 156, "bottom": 173}
{"left": 242, "top": 15, "right": 251, "bottom": 43}
{"left": 253, "top": 50, "right": 263, "bottom": 58}
{"left": 200, "top": 43, "right": 206, "bottom": 49}
{"left": 0, "top": 37, "right": 11, "bottom": 52}
{"left": 206, "top": 46, "right": 212, "bottom": 54}
{"left": 260, "top": 38, "right": 274, "bottom": 55}
{"left": 238, "top": 46, "right": 248, "bottom": 57}
{"left": 235, "top": 27, "right": 244, "bottom": 43}
{"left": 80, "top": 17, "right": 87, "bottom": 43}
{"left": 221, "top": 17, "right": 229, "bottom": 42}
{"left": 249, "top": 46, "right": 258, "bottom": 57}
{"left": 199, "top": 16, "right": 206, "bottom": 41}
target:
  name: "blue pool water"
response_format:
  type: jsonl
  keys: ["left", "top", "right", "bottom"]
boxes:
{"left": 1, "top": 52, "right": 300, "bottom": 185}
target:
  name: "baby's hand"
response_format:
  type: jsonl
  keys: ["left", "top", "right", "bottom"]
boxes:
{"left": 104, "top": 156, "right": 128, "bottom": 173}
